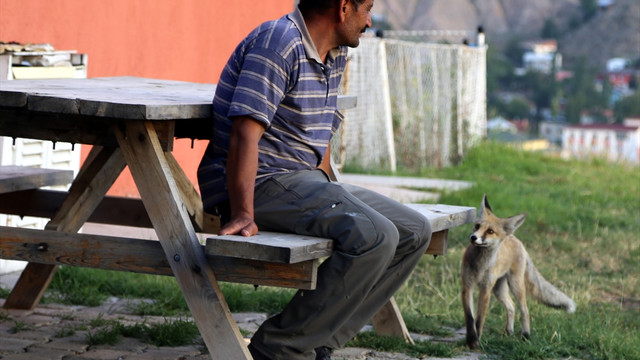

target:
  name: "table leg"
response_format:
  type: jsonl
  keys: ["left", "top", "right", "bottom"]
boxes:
{"left": 371, "top": 297, "right": 415, "bottom": 344}
{"left": 113, "top": 121, "right": 251, "bottom": 360}
{"left": 3, "top": 146, "right": 126, "bottom": 310}
{"left": 165, "top": 152, "right": 204, "bottom": 232}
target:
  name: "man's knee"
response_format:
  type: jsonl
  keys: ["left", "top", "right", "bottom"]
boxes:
{"left": 334, "top": 212, "right": 399, "bottom": 259}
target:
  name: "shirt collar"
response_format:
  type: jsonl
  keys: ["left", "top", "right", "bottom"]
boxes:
{"left": 288, "top": 7, "right": 340, "bottom": 64}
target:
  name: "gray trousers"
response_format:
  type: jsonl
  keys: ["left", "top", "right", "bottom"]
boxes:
{"left": 249, "top": 170, "right": 432, "bottom": 360}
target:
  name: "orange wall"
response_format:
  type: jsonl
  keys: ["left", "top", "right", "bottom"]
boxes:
{"left": 0, "top": 0, "right": 293, "bottom": 197}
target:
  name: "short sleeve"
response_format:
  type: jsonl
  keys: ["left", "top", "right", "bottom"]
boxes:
{"left": 227, "top": 47, "right": 291, "bottom": 128}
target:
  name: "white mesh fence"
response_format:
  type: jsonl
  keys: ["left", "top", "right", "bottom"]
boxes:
{"left": 334, "top": 37, "right": 487, "bottom": 172}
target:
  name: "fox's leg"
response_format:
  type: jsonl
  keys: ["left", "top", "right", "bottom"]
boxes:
{"left": 509, "top": 275, "right": 530, "bottom": 339}
{"left": 462, "top": 282, "right": 478, "bottom": 349}
{"left": 493, "top": 276, "right": 515, "bottom": 335}
{"left": 475, "top": 285, "right": 493, "bottom": 342}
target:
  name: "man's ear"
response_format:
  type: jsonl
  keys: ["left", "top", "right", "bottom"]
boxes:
{"left": 338, "top": 0, "right": 350, "bottom": 22}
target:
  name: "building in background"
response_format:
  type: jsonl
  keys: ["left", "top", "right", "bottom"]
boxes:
{"left": 521, "top": 40, "right": 562, "bottom": 74}
{"left": 562, "top": 119, "right": 640, "bottom": 164}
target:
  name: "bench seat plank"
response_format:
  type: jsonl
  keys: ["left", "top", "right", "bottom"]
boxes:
{"left": 205, "top": 204, "right": 475, "bottom": 264}
{"left": 405, "top": 203, "right": 476, "bottom": 232}
{"left": 0, "top": 166, "right": 74, "bottom": 194}
{"left": 206, "top": 232, "right": 333, "bottom": 264}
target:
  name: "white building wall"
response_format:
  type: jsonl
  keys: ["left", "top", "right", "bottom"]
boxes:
{"left": 562, "top": 127, "right": 640, "bottom": 164}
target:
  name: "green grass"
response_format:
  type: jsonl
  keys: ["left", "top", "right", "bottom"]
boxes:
{"left": 393, "top": 141, "right": 640, "bottom": 360}
{"left": 1, "top": 141, "right": 638, "bottom": 358}
{"left": 85, "top": 314, "right": 200, "bottom": 347}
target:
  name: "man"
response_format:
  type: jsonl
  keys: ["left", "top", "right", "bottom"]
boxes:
{"left": 197, "top": 1, "right": 431, "bottom": 359}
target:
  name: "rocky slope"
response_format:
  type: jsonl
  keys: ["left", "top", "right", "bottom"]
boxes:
{"left": 372, "top": 0, "right": 639, "bottom": 70}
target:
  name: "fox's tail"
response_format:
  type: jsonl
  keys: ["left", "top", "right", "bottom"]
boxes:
{"left": 525, "top": 257, "right": 576, "bottom": 313}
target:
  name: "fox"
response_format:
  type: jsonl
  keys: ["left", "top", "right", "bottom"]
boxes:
{"left": 461, "top": 195, "right": 576, "bottom": 349}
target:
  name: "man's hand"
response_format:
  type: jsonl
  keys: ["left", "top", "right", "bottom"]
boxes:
{"left": 219, "top": 213, "right": 258, "bottom": 237}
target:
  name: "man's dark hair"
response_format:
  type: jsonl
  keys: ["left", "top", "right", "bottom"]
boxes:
{"left": 298, "top": 0, "right": 365, "bottom": 12}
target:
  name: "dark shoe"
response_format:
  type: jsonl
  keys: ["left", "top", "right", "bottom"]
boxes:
{"left": 315, "top": 346, "right": 332, "bottom": 360}
{"left": 248, "top": 343, "right": 272, "bottom": 360}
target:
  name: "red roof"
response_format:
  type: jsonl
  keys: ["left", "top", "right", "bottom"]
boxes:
{"left": 568, "top": 124, "right": 639, "bottom": 132}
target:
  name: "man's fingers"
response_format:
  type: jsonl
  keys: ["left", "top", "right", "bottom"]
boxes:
{"left": 219, "top": 219, "right": 258, "bottom": 236}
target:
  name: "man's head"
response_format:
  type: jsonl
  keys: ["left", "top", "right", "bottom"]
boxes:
{"left": 299, "top": 0, "right": 373, "bottom": 48}
{"left": 298, "top": 0, "right": 367, "bottom": 12}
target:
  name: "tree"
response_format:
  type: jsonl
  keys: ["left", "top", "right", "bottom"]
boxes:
{"left": 506, "top": 98, "right": 532, "bottom": 119}
{"left": 581, "top": 0, "right": 598, "bottom": 21}
{"left": 486, "top": 46, "right": 515, "bottom": 93}
{"left": 504, "top": 36, "right": 525, "bottom": 67}
{"left": 563, "top": 58, "right": 611, "bottom": 123}
{"left": 614, "top": 91, "right": 640, "bottom": 123}
{"left": 541, "top": 18, "right": 560, "bottom": 39}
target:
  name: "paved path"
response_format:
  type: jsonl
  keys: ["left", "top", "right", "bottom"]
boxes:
{"left": 0, "top": 295, "right": 482, "bottom": 360}
{"left": 339, "top": 174, "right": 472, "bottom": 203}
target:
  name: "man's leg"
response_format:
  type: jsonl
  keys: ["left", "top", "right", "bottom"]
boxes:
{"left": 249, "top": 170, "right": 430, "bottom": 359}
{"left": 323, "top": 183, "right": 431, "bottom": 348}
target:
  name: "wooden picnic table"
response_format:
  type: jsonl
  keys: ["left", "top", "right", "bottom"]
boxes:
{"left": 0, "top": 76, "right": 475, "bottom": 359}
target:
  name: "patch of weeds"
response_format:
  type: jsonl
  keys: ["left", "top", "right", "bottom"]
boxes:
{"left": 55, "top": 324, "right": 79, "bottom": 338}
{"left": 128, "top": 297, "right": 189, "bottom": 317}
{"left": 145, "top": 319, "right": 200, "bottom": 347}
{"left": 60, "top": 313, "right": 75, "bottom": 321}
{"left": 44, "top": 286, "right": 107, "bottom": 307}
{"left": 87, "top": 322, "right": 123, "bottom": 345}
{"left": 0, "top": 311, "right": 12, "bottom": 322}
{"left": 85, "top": 314, "right": 200, "bottom": 347}
{"left": 347, "top": 331, "right": 461, "bottom": 358}
{"left": 89, "top": 313, "right": 111, "bottom": 328}
{"left": 403, "top": 312, "right": 456, "bottom": 337}
{"left": 0, "top": 286, "right": 10, "bottom": 298}
{"left": 9, "top": 320, "right": 34, "bottom": 334}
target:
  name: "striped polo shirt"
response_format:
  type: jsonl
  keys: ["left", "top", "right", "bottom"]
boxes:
{"left": 198, "top": 8, "right": 348, "bottom": 211}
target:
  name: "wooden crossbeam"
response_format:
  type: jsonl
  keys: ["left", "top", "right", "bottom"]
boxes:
{"left": 0, "top": 166, "right": 73, "bottom": 194}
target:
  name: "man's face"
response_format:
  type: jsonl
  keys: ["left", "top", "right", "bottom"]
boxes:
{"left": 338, "top": 0, "right": 373, "bottom": 48}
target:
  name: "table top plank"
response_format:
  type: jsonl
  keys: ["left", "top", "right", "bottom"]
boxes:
{"left": 0, "top": 77, "right": 216, "bottom": 120}
{"left": 0, "top": 76, "right": 357, "bottom": 121}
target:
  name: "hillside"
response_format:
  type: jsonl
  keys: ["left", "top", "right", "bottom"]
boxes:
{"left": 373, "top": 0, "right": 639, "bottom": 70}
{"left": 558, "top": 0, "right": 640, "bottom": 68}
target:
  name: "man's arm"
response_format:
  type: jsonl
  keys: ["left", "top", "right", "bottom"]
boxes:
{"left": 317, "top": 143, "right": 332, "bottom": 174}
{"left": 220, "top": 116, "right": 266, "bottom": 237}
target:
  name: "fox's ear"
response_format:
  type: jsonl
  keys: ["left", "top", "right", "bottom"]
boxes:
{"left": 481, "top": 194, "right": 493, "bottom": 217}
{"left": 503, "top": 213, "right": 526, "bottom": 235}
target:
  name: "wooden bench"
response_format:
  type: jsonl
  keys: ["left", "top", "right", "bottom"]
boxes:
{"left": 0, "top": 164, "right": 475, "bottom": 343}
{"left": 205, "top": 202, "right": 475, "bottom": 342}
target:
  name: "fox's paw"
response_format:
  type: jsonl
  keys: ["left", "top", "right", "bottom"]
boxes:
{"left": 466, "top": 334, "right": 480, "bottom": 349}
{"left": 521, "top": 331, "right": 531, "bottom": 341}
{"left": 467, "top": 340, "right": 480, "bottom": 349}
